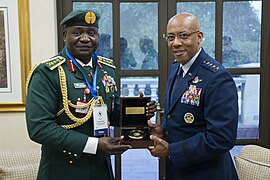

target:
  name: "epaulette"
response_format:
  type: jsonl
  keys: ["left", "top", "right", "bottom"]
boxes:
{"left": 202, "top": 60, "right": 220, "bottom": 72}
{"left": 42, "top": 56, "right": 66, "bottom": 70}
{"left": 98, "top": 56, "right": 116, "bottom": 69}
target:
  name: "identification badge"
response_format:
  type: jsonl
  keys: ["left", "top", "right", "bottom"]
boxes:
{"left": 93, "top": 104, "right": 108, "bottom": 136}
{"left": 74, "top": 83, "right": 87, "bottom": 89}
{"left": 75, "top": 101, "right": 89, "bottom": 114}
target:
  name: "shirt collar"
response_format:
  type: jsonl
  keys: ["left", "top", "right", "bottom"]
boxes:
{"left": 180, "top": 48, "right": 202, "bottom": 77}
{"left": 76, "top": 58, "right": 93, "bottom": 68}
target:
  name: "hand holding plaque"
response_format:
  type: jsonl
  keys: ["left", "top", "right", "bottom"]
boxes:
{"left": 120, "top": 97, "right": 155, "bottom": 148}
{"left": 98, "top": 136, "right": 132, "bottom": 155}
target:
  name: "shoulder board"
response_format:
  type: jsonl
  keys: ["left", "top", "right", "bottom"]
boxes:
{"left": 42, "top": 56, "right": 66, "bottom": 70}
{"left": 202, "top": 60, "right": 220, "bottom": 72}
{"left": 98, "top": 56, "right": 116, "bottom": 69}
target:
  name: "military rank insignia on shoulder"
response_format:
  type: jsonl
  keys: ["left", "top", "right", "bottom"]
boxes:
{"left": 98, "top": 56, "right": 116, "bottom": 69}
{"left": 42, "top": 56, "right": 66, "bottom": 70}
{"left": 202, "top": 60, "right": 219, "bottom": 72}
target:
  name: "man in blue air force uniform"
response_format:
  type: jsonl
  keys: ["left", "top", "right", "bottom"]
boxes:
{"left": 148, "top": 13, "right": 239, "bottom": 179}
{"left": 26, "top": 10, "right": 156, "bottom": 180}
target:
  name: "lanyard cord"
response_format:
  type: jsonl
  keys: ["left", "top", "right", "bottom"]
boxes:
{"left": 65, "top": 47, "right": 98, "bottom": 99}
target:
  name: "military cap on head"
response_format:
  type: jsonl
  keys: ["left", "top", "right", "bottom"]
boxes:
{"left": 60, "top": 10, "right": 100, "bottom": 28}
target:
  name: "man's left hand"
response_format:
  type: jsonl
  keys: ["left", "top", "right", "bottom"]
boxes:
{"left": 149, "top": 135, "right": 169, "bottom": 157}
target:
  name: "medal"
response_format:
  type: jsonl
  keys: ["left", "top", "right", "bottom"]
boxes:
{"left": 128, "top": 130, "right": 145, "bottom": 140}
{"left": 110, "top": 86, "right": 114, "bottom": 92}
{"left": 84, "top": 88, "right": 91, "bottom": 95}
{"left": 105, "top": 86, "right": 110, "bottom": 93}
{"left": 83, "top": 88, "right": 91, "bottom": 102}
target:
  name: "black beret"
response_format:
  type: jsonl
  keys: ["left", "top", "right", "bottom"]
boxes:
{"left": 60, "top": 10, "right": 100, "bottom": 28}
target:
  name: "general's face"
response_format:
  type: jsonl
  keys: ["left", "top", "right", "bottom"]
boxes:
{"left": 63, "top": 26, "right": 99, "bottom": 63}
{"left": 166, "top": 16, "right": 203, "bottom": 65}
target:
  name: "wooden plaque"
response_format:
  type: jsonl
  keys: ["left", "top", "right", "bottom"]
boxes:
{"left": 120, "top": 97, "right": 154, "bottom": 148}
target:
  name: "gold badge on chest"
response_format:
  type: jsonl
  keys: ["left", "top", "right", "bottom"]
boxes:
{"left": 184, "top": 112, "right": 194, "bottom": 124}
{"left": 192, "top": 76, "right": 202, "bottom": 84}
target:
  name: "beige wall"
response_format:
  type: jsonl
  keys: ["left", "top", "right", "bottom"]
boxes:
{"left": 0, "top": 0, "right": 57, "bottom": 149}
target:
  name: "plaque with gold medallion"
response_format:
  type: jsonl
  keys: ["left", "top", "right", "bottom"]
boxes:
{"left": 120, "top": 97, "right": 154, "bottom": 148}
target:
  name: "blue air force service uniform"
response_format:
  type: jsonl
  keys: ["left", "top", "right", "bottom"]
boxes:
{"left": 163, "top": 48, "right": 239, "bottom": 179}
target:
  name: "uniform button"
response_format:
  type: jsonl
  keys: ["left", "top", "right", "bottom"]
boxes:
{"left": 167, "top": 114, "right": 170, "bottom": 119}
{"left": 68, "top": 152, "right": 72, "bottom": 155}
{"left": 74, "top": 154, "right": 77, "bottom": 157}
{"left": 165, "top": 131, "right": 169, "bottom": 136}
{"left": 63, "top": 150, "right": 66, "bottom": 153}
{"left": 69, "top": 160, "right": 73, "bottom": 164}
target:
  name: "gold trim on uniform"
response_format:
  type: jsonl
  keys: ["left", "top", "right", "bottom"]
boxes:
{"left": 42, "top": 56, "right": 66, "bottom": 70}
{"left": 26, "top": 56, "right": 66, "bottom": 95}
{"left": 57, "top": 66, "right": 105, "bottom": 129}
{"left": 25, "top": 63, "right": 40, "bottom": 95}
{"left": 184, "top": 112, "right": 194, "bottom": 124}
{"left": 26, "top": 57, "right": 106, "bottom": 129}
{"left": 98, "top": 56, "right": 116, "bottom": 68}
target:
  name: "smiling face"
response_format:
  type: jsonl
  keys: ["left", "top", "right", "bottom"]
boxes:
{"left": 63, "top": 26, "right": 99, "bottom": 64}
{"left": 167, "top": 13, "right": 203, "bottom": 65}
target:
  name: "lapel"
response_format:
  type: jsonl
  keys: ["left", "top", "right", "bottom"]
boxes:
{"left": 60, "top": 48, "right": 92, "bottom": 81}
{"left": 168, "top": 63, "right": 180, "bottom": 96}
{"left": 94, "top": 61, "right": 110, "bottom": 94}
{"left": 96, "top": 66, "right": 103, "bottom": 89}
{"left": 74, "top": 67, "right": 85, "bottom": 80}
{"left": 167, "top": 49, "right": 207, "bottom": 113}
{"left": 165, "top": 62, "right": 179, "bottom": 113}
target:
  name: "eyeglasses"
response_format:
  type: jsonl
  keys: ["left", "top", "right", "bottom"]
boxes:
{"left": 166, "top": 30, "right": 199, "bottom": 42}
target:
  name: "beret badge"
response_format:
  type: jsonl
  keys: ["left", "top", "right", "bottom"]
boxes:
{"left": 85, "top": 12, "right": 96, "bottom": 25}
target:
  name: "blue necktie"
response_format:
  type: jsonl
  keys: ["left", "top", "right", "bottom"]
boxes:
{"left": 170, "top": 67, "right": 183, "bottom": 106}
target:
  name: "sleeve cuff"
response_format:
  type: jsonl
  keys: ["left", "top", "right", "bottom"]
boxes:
{"left": 83, "top": 137, "right": 99, "bottom": 154}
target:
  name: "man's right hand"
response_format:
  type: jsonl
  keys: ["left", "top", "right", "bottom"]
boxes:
{"left": 98, "top": 136, "right": 132, "bottom": 155}
{"left": 148, "top": 120, "right": 164, "bottom": 138}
